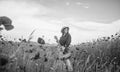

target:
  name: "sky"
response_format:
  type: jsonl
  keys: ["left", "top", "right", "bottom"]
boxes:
{"left": 0, "top": 0, "right": 120, "bottom": 44}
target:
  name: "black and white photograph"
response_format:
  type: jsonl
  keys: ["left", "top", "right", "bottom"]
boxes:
{"left": 0, "top": 0, "right": 120, "bottom": 72}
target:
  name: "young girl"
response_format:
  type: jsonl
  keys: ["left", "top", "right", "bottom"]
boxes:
{"left": 54, "top": 26, "right": 73, "bottom": 71}
{"left": 55, "top": 26, "right": 71, "bottom": 54}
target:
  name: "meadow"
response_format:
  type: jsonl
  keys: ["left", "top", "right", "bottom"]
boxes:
{"left": 0, "top": 31, "right": 120, "bottom": 72}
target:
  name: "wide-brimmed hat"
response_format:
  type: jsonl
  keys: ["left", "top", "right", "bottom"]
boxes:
{"left": 61, "top": 26, "right": 69, "bottom": 33}
{"left": 0, "top": 16, "right": 14, "bottom": 30}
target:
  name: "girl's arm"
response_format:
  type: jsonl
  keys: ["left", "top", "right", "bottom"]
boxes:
{"left": 65, "top": 34, "right": 71, "bottom": 47}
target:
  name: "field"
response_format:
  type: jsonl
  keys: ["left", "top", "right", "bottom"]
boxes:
{"left": 0, "top": 32, "right": 120, "bottom": 72}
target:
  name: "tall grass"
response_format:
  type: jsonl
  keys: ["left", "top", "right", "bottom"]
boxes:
{"left": 0, "top": 31, "right": 120, "bottom": 72}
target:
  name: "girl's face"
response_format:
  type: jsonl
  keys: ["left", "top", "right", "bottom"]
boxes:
{"left": 64, "top": 28, "right": 68, "bottom": 34}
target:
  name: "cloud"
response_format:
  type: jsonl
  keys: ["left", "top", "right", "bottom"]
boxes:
{"left": 0, "top": 0, "right": 57, "bottom": 39}
{"left": 76, "top": 2, "right": 89, "bottom": 8}
{"left": 76, "top": 2, "right": 82, "bottom": 5}
{"left": 66, "top": 2, "right": 70, "bottom": 6}
{"left": 47, "top": 17, "right": 120, "bottom": 44}
{"left": 0, "top": 0, "right": 120, "bottom": 44}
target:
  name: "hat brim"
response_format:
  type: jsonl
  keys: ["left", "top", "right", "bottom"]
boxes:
{"left": 4, "top": 25, "right": 14, "bottom": 31}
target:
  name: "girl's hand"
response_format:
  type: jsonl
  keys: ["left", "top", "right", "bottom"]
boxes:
{"left": 61, "top": 46, "right": 65, "bottom": 51}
